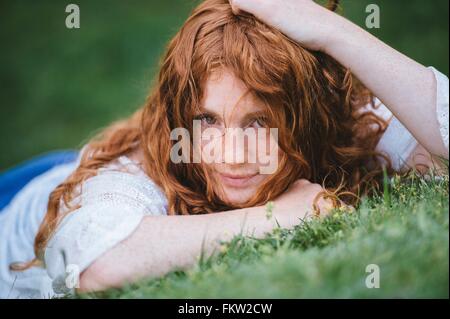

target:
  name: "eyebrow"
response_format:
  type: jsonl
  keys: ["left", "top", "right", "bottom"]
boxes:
{"left": 194, "top": 107, "right": 221, "bottom": 118}
{"left": 240, "top": 110, "right": 268, "bottom": 124}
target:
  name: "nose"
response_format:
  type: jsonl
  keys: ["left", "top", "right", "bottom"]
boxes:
{"left": 221, "top": 129, "right": 247, "bottom": 164}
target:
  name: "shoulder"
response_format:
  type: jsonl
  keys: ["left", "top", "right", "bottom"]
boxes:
{"left": 77, "top": 156, "right": 167, "bottom": 214}
{"left": 44, "top": 156, "right": 167, "bottom": 294}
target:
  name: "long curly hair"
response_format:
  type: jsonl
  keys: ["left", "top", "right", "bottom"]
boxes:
{"left": 13, "top": 0, "right": 395, "bottom": 271}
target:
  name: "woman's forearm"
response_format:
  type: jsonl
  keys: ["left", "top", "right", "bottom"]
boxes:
{"left": 324, "top": 15, "right": 448, "bottom": 158}
{"left": 77, "top": 179, "right": 326, "bottom": 293}
{"left": 78, "top": 204, "right": 299, "bottom": 292}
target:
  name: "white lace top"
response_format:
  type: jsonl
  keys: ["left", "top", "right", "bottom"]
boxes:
{"left": 0, "top": 67, "right": 448, "bottom": 298}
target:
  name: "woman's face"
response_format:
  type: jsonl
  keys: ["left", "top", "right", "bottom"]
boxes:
{"left": 195, "top": 69, "right": 280, "bottom": 205}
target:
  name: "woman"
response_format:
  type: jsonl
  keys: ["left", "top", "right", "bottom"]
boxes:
{"left": 0, "top": 0, "right": 448, "bottom": 298}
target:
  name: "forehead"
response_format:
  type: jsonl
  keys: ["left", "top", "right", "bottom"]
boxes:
{"left": 201, "top": 69, "right": 266, "bottom": 117}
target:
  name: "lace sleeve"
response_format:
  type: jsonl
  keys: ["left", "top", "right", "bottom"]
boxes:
{"left": 430, "top": 67, "right": 449, "bottom": 150}
{"left": 43, "top": 160, "right": 167, "bottom": 294}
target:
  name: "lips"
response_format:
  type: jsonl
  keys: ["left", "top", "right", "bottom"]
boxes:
{"left": 218, "top": 172, "right": 259, "bottom": 188}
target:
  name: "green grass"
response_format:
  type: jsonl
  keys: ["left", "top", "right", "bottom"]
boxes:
{"left": 81, "top": 171, "right": 449, "bottom": 299}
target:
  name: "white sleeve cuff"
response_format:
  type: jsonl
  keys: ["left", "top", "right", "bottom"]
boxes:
{"left": 429, "top": 67, "right": 449, "bottom": 150}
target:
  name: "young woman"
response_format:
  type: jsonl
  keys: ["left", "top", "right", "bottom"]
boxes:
{"left": 0, "top": 0, "right": 448, "bottom": 298}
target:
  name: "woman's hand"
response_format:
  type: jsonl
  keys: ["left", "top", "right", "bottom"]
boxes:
{"left": 273, "top": 179, "right": 337, "bottom": 223}
{"left": 229, "top": 0, "right": 345, "bottom": 52}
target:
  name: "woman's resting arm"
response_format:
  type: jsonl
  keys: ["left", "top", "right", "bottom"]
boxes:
{"left": 79, "top": 206, "right": 284, "bottom": 292}
{"left": 77, "top": 180, "right": 330, "bottom": 293}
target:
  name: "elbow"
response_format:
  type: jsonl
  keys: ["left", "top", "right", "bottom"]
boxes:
{"left": 77, "top": 258, "right": 125, "bottom": 294}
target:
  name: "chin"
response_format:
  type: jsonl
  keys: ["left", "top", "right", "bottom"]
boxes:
{"left": 222, "top": 189, "right": 256, "bottom": 206}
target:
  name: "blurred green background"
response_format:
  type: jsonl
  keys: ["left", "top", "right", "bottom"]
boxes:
{"left": 0, "top": 0, "right": 448, "bottom": 171}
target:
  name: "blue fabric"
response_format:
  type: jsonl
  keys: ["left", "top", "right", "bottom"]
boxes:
{"left": 0, "top": 150, "right": 79, "bottom": 211}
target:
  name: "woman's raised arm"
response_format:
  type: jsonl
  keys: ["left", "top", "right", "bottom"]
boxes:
{"left": 230, "top": 0, "right": 449, "bottom": 159}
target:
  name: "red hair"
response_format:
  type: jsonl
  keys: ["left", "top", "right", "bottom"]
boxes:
{"left": 14, "top": 0, "right": 396, "bottom": 270}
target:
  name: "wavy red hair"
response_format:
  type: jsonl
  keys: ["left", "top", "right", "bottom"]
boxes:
{"left": 13, "top": 0, "right": 397, "bottom": 270}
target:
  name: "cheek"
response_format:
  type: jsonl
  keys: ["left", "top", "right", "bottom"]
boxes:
{"left": 196, "top": 135, "right": 222, "bottom": 165}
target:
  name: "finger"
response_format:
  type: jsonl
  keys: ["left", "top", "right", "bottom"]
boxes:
{"left": 231, "top": 6, "right": 242, "bottom": 15}
{"left": 229, "top": 0, "right": 241, "bottom": 15}
{"left": 230, "top": 0, "right": 256, "bottom": 15}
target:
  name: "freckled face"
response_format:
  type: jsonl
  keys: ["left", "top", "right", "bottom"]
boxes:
{"left": 196, "top": 69, "right": 279, "bottom": 205}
